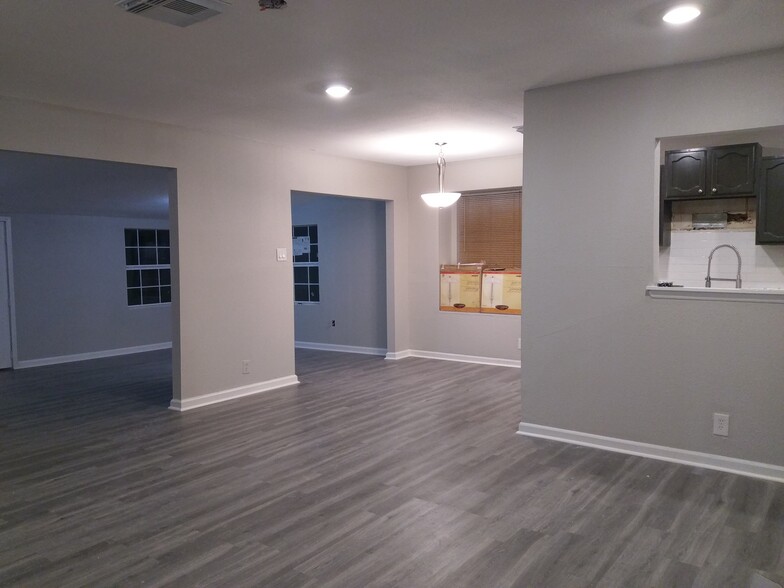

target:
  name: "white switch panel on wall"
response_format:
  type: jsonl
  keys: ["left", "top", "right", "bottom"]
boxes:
{"left": 276, "top": 247, "right": 287, "bottom": 262}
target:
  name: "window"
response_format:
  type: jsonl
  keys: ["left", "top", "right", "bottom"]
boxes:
{"left": 292, "top": 224, "right": 319, "bottom": 303}
{"left": 457, "top": 187, "right": 522, "bottom": 268}
{"left": 125, "top": 228, "right": 171, "bottom": 306}
{"left": 439, "top": 187, "right": 522, "bottom": 315}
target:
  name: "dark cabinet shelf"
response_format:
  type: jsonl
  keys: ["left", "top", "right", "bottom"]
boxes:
{"left": 664, "top": 143, "right": 760, "bottom": 200}
{"left": 757, "top": 157, "right": 784, "bottom": 244}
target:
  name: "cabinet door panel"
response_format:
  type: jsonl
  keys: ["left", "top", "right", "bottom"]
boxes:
{"left": 709, "top": 144, "right": 757, "bottom": 196}
{"left": 665, "top": 149, "right": 706, "bottom": 198}
{"left": 757, "top": 157, "right": 784, "bottom": 244}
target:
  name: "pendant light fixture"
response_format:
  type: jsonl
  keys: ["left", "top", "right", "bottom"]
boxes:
{"left": 421, "top": 142, "right": 461, "bottom": 208}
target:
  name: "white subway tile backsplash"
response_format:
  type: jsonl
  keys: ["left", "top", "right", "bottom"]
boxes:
{"left": 659, "top": 230, "right": 784, "bottom": 289}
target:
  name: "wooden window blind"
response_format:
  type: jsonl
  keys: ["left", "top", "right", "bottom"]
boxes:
{"left": 457, "top": 188, "right": 522, "bottom": 267}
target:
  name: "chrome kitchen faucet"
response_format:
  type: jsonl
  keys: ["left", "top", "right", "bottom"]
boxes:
{"left": 705, "top": 244, "right": 742, "bottom": 288}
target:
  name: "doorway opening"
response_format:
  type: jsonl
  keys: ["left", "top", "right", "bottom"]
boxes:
{"left": 0, "top": 149, "right": 176, "bottom": 406}
{"left": 290, "top": 191, "right": 388, "bottom": 373}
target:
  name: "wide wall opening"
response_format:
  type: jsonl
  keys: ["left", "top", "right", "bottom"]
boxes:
{"left": 0, "top": 149, "right": 176, "bottom": 406}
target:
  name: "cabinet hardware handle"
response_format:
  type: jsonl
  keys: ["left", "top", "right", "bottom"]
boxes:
{"left": 712, "top": 188, "right": 717, "bottom": 193}
{"left": 698, "top": 189, "right": 703, "bottom": 193}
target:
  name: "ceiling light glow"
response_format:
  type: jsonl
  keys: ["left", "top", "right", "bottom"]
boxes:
{"left": 662, "top": 5, "right": 701, "bottom": 24}
{"left": 326, "top": 85, "right": 351, "bottom": 99}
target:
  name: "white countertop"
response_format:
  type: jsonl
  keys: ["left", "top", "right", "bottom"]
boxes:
{"left": 646, "top": 286, "right": 784, "bottom": 303}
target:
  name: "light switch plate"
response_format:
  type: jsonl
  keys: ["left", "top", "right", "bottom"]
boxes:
{"left": 276, "top": 247, "right": 287, "bottom": 262}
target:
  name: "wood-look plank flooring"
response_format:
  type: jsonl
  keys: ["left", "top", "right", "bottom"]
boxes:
{"left": 0, "top": 349, "right": 782, "bottom": 587}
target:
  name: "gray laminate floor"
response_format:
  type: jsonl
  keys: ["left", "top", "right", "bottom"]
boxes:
{"left": 0, "top": 349, "right": 782, "bottom": 587}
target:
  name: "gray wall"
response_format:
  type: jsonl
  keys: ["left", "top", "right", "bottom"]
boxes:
{"left": 522, "top": 49, "right": 784, "bottom": 465}
{"left": 9, "top": 214, "right": 171, "bottom": 361}
{"left": 292, "top": 192, "right": 387, "bottom": 351}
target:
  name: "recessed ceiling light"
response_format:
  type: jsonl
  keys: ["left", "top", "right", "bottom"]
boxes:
{"left": 325, "top": 85, "right": 351, "bottom": 99}
{"left": 662, "top": 4, "right": 701, "bottom": 24}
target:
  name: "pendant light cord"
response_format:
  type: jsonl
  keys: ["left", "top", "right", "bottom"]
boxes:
{"left": 436, "top": 142, "right": 447, "bottom": 193}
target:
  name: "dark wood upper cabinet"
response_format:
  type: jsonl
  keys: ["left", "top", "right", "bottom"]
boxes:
{"left": 665, "top": 149, "right": 706, "bottom": 198}
{"left": 757, "top": 156, "right": 784, "bottom": 244}
{"left": 664, "top": 143, "right": 760, "bottom": 200}
{"left": 708, "top": 144, "right": 760, "bottom": 196}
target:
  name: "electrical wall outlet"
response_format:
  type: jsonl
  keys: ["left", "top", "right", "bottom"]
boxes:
{"left": 713, "top": 412, "right": 729, "bottom": 437}
{"left": 331, "top": 320, "right": 336, "bottom": 327}
{"left": 242, "top": 360, "right": 250, "bottom": 374}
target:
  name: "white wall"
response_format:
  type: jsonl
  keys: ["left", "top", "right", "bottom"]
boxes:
{"left": 0, "top": 96, "right": 409, "bottom": 404}
{"left": 7, "top": 214, "right": 171, "bottom": 362}
{"left": 407, "top": 155, "right": 522, "bottom": 361}
{"left": 522, "top": 49, "right": 784, "bottom": 465}
{"left": 291, "top": 192, "right": 387, "bottom": 351}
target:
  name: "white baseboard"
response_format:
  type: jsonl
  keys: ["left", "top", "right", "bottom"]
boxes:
{"left": 295, "top": 341, "right": 387, "bottom": 356}
{"left": 169, "top": 375, "right": 300, "bottom": 412}
{"left": 517, "top": 422, "right": 784, "bottom": 483}
{"left": 385, "top": 348, "right": 520, "bottom": 368}
{"left": 16, "top": 342, "right": 172, "bottom": 369}
{"left": 385, "top": 349, "right": 413, "bottom": 361}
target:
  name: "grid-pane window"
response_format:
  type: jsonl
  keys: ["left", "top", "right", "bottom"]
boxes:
{"left": 457, "top": 188, "right": 522, "bottom": 268}
{"left": 125, "top": 228, "right": 171, "bottom": 306}
{"left": 292, "top": 224, "right": 319, "bottom": 303}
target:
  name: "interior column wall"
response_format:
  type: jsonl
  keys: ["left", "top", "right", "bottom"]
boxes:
{"left": 522, "top": 49, "right": 784, "bottom": 465}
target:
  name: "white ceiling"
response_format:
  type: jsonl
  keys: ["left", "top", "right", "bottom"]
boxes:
{"left": 1, "top": 0, "right": 783, "bottom": 166}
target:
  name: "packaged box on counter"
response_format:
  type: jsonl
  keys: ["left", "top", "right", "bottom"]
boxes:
{"left": 481, "top": 269, "right": 521, "bottom": 315}
{"left": 439, "top": 267, "right": 482, "bottom": 312}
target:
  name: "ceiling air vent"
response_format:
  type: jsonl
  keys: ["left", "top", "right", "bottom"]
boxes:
{"left": 116, "top": 0, "right": 229, "bottom": 27}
